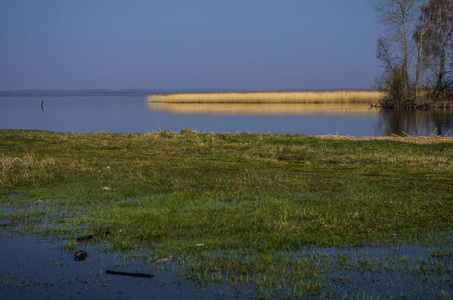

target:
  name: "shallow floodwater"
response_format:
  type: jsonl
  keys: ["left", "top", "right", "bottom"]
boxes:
{"left": 1, "top": 231, "right": 452, "bottom": 299}
{"left": 0, "top": 96, "right": 452, "bottom": 136}
{"left": 0, "top": 231, "right": 228, "bottom": 300}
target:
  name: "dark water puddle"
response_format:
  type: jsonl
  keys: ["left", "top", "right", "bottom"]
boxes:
{"left": 0, "top": 231, "right": 230, "bottom": 300}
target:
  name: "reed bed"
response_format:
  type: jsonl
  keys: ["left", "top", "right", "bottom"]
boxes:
{"left": 147, "top": 102, "right": 380, "bottom": 116}
{"left": 147, "top": 90, "right": 385, "bottom": 104}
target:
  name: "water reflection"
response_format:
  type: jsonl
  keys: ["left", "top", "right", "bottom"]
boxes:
{"left": 376, "top": 109, "right": 453, "bottom": 137}
{"left": 147, "top": 102, "right": 379, "bottom": 116}
{"left": 147, "top": 102, "right": 453, "bottom": 137}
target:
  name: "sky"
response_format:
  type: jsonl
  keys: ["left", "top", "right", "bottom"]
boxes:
{"left": 0, "top": 0, "right": 381, "bottom": 91}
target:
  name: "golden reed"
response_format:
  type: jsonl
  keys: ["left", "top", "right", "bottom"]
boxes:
{"left": 147, "top": 90, "right": 384, "bottom": 104}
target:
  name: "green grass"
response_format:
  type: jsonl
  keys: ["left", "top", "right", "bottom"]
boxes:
{"left": 1, "top": 129, "right": 452, "bottom": 298}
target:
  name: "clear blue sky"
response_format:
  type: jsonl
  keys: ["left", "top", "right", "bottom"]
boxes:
{"left": 0, "top": 0, "right": 381, "bottom": 91}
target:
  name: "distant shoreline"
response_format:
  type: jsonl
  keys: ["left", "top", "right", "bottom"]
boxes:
{"left": 0, "top": 88, "right": 235, "bottom": 97}
{"left": 0, "top": 91, "right": 154, "bottom": 97}
{"left": 0, "top": 88, "right": 380, "bottom": 98}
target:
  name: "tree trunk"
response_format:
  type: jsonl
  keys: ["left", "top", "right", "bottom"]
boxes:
{"left": 415, "top": 35, "right": 423, "bottom": 97}
{"left": 434, "top": 48, "right": 446, "bottom": 99}
{"left": 403, "top": 13, "right": 411, "bottom": 99}
{"left": 415, "top": 14, "right": 433, "bottom": 98}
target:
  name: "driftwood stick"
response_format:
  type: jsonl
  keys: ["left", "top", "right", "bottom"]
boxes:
{"left": 106, "top": 270, "right": 154, "bottom": 278}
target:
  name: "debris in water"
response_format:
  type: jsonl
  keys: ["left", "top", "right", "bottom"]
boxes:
{"left": 74, "top": 250, "right": 87, "bottom": 261}
{"left": 156, "top": 256, "right": 173, "bottom": 264}
{"left": 106, "top": 270, "right": 154, "bottom": 278}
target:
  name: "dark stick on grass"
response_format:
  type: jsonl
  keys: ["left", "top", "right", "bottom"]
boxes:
{"left": 106, "top": 270, "right": 154, "bottom": 278}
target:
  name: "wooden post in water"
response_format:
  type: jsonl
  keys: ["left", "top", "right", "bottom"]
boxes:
{"left": 41, "top": 100, "right": 44, "bottom": 112}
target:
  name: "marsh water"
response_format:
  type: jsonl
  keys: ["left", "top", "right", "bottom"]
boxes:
{"left": 0, "top": 231, "right": 222, "bottom": 300}
{"left": 1, "top": 230, "right": 452, "bottom": 299}
{"left": 1, "top": 96, "right": 452, "bottom": 136}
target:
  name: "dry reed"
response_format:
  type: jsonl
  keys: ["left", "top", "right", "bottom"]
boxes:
{"left": 147, "top": 90, "right": 385, "bottom": 104}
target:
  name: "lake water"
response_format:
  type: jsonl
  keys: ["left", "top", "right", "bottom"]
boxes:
{"left": 1, "top": 96, "right": 452, "bottom": 137}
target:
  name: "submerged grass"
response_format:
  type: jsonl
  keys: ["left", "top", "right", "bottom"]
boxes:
{"left": 147, "top": 90, "right": 385, "bottom": 104}
{"left": 1, "top": 129, "right": 452, "bottom": 298}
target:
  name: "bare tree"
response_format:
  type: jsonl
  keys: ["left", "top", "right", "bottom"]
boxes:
{"left": 413, "top": 1, "right": 435, "bottom": 97}
{"left": 376, "top": 37, "right": 397, "bottom": 71}
{"left": 373, "top": 0, "right": 420, "bottom": 98}
{"left": 376, "top": 37, "right": 407, "bottom": 107}
{"left": 375, "top": 0, "right": 453, "bottom": 105}
{"left": 422, "top": 0, "right": 453, "bottom": 100}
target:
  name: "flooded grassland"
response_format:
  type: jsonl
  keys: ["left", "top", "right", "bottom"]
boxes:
{"left": 1, "top": 130, "right": 452, "bottom": 298}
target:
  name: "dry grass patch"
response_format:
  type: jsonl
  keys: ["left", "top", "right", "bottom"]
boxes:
{"left": 0, "top": 153, "right": 57, "bottom": 187}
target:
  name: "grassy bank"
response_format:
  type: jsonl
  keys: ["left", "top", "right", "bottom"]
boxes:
{"left": 147, "top": 90, "right": 385, "bottom": 104}
{"left": 1, "top": 130, "right": 452, "bottom": 297}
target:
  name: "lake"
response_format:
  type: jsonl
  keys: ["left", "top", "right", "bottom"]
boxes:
{"left": 1, "top": 96, "right": 452, "bottom": 136}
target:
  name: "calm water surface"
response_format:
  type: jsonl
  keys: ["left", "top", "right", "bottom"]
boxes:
{"left": 1, "top": 96, "right": 452, "bottom": 136}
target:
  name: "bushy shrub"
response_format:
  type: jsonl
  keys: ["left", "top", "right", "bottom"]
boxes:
{"left": 380, "top": 66, "right": 408, "bottom": 108}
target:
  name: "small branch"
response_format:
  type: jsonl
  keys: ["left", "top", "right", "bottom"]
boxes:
{"left": 106, "top": 270, "right": 154, "bottom": 278}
